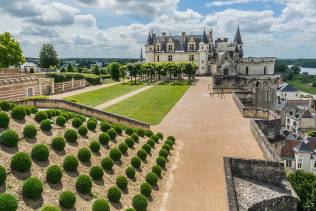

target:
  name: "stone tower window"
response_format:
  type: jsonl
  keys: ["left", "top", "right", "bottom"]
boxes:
{"left": 189, "top": 44, "right": 195, "bottom": 51}
{"left": 168, "top": 55, "right": 173, "bottom": 62}
{"left": 157, "top": 56, "right": 160, "bottom": 62}
{"left": 189, "top": 55, "right": 194, "bottom": 61}
{"left": 156, "top": 45, "right": 160, "bottom": 51}
{"left": 168, "top": 45, "right": 173, "bottom": 51}
{"left": 264, "top": 66, "right": 267, "bottom": 75}
{"left": 246, "top": 66, "right": 249, "bottom": 75}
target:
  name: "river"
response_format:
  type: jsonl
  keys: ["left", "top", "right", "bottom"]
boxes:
{"left": 288, "top": 65, "right": 316, "bottom": 75}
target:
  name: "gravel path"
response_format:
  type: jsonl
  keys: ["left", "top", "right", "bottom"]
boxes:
{"left": 151, "top": 77, "right": 264, "bottom": 211}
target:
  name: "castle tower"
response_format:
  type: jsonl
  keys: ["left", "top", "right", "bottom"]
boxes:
{"left": 233, "top": 25, "right": 243, "bottom": 58}
{"left": 198, "top": 29, "right": 209, "bottom": 75}
{"left": 145, "top": 32, "right": 154, "bottom": 62}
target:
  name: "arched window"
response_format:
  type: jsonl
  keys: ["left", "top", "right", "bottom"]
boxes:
{"left": 246, "top": 66, "right": 249, "bottom": 75}
{"left": 264, "top": 66, "right": 267, "bottom": 75}
{"left": 256, "top": 81, "right": 260, "bottom": 87}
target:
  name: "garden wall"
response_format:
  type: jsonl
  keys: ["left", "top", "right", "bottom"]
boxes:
{"left": 16, "top": 99, "right": 150, "bottom": 129}
{"left": 53, "top": 78, "right": 86, "bottom": 94}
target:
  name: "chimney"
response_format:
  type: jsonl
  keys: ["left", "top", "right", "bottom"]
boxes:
{"left": 162, "top": 32, "right": 166, "bottom": 41}
{"left": 182, "top": 32, "right": 186, "bottom": 41}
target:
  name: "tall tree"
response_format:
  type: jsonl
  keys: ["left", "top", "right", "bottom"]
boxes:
{"left": 39, "top": 43, "right": 59, "bottom": 68}
{"left": 0, "top": 32, "right": 25, "bottom": 68}
{"left": 108, "top": 62, "right": 120, "bottom": 81}
{"left": 119, "top": 65, "right": 127, "bottom": 84}
{"left": 67, "top": 63, "right": 74, "bottom": 72}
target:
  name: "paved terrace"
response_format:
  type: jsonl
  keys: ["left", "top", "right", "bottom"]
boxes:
{"left": 152, "top": 77, "right": 264, "bottom": 211}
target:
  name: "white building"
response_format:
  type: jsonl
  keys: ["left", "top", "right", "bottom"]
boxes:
{"left": 277, "top": 83, "right": 300, "bottom": 104}
{"left": 286, "top": 107, "right": 316, "bottom": 137}
{"left": 21, "top": 62, "right": 39, "bottom": 73}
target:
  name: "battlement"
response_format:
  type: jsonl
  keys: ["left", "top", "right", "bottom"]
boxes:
{"left": 239, "top": 57, "right": 276, "bottom": 63}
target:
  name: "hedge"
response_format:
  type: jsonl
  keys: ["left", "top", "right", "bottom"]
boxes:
{"left": 0, "top": 193, "right": 18, "bottom": 211}
{"left": 107, "top": 186, "right": 121, "bottom": 202}
{"left": 132, "top": 194, "right": 148, "bottom": 211}
{"left": 11, "top": 106, "right": 26, "bottom": 120}
{"left": 10, "top": 152, "right": 32, "bottom": 172}
{"left": 0, "top": 112, "right": 9, "bottom": 128}
{"left": 22, "top": 177, "right": 43, "bottom": 199}
{"left": 52, "top": 136, "right": 66, "bottom": 151}
{"left": 59, "top": 191, "right": 76, "bottom": 209}
{"left": 0, "top": 129, "right": 19, "bottom": 147}
{"left": 75, "top": 175, "right": 92, "bottom": 194}
{"left": 23, "top": 124, "right": 37, "bottom": 138}
{"left": 31, "top": 144, "right": 49, "bottom": 161}
{"left": 46, "top": 165, "right": 62, "bottom": 184}
{"left": 92, "top": 198, "right": 110, "bottom": 211}
{"left": 63, "top": 155, "right": 79, "bottom": 171}
{"left": 0, "top": 165, "right": 6, "bottom": 185}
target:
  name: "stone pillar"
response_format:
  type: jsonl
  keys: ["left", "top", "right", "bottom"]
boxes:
{"left": 38, "top": 78, "right": 43, "bottom": 96}
{"left": 62, "top": 82, "right": 65, "bottom": 92}
{"left": 72, "top": 78, "right": 74, "bottom": 89}
{"left": 51, "top": 78, "right": 55, "bottom": 94}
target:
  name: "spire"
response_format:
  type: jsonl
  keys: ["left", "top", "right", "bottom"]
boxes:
{"left": 146, "top": 32, "right": 153, "bottom": 45}
{"left": 140, "top": 48, "right": 144, "bottom": 62}
{"left": 234, "top": 24, "right": 243, "bottom": 44}
{"left": 202, "top": 28, "right": 208, "bottom": 43}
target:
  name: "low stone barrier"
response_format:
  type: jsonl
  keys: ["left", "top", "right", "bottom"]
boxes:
{"left": 16, "top": 99, "right": 150, "bottom": 129}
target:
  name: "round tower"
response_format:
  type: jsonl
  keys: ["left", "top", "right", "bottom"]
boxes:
{"left": 198, "top": 29, "right": 209, "bottom": 75}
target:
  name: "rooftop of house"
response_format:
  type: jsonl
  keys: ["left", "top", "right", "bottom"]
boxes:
{"left": 281, "top": 137, "right": 316, "bottom": 158}
{"left": 277, "top": 100, "right": 310, "bottom": 112}
{"left": 279, "top": 84, "right": 298, "bottom": 92}
{"left": 288, "top": 107, "right": 315, "bottom": 119}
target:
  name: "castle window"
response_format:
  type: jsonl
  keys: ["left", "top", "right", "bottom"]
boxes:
{"left": 313, "top": 161, "right": 316, "bottom": 169}
{"left": 157, "top": 56, "right": 160, "bottom": 62}
{"left": 189, "top": 55, "right": 194, "bottom": 61}
{"left": 285, "top": 160, "right": 292, "bottom": 168}
{"left": 27, "top": 88, "right": 34, "bottom": 97}
{"left": 208, "top": 55, "right": 211, "bottom": 61}
{"left": 297, "top": 159, "right": 303, "bottom": 169}
{"left": 202, "top": 60, "right": 204, "bottom": 64}
{"left": 156, "top": 45, "right": 160, "bottom": 51}
{"left": 264, "top": 66, "right": 267, "bottom": 75}
{"left": 149, "top": 47, "right": 152, "bottom": 51}
{"left": 168, "top": 45, "right": 173, "bottom": 51}
{"left": 168, "top": 55, "right": 173, "bottom": 62}
{"left": 189, "top": 44, "right": 195, "bottom": 51}
{"left": 246, "top": 66, "right": 249, "bottom": 75}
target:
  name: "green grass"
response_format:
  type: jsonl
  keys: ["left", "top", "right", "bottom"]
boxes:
{"left": 288, "top": 80, "right": 316, "bottom": 94}
{"left": 64, "top": 83, "right": 145, "bottom": 107}
{"left": 105, "top": 84, "right": 190, "bottom": 125}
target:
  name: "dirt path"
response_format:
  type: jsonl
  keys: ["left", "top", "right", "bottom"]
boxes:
{"left": 94, "top": 85, "right": 153, "bottom": 110}
{"left": 49, "top": 81, "right": 121, "bottom": 99}
{"left": 152, "top": 77, "right": 264, "bottom": 211}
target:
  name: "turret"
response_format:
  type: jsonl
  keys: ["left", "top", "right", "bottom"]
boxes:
{"left": 198, "top": 28, "right": 209, "bottom": 75}
{"left": 233, "top": 25, "right": 243, "bottom": 58}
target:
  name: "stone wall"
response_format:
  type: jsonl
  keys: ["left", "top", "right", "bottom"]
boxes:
{"left": 16, "top": 99, "right": 150, "bottom": 129}
{"left": 54, "top": 79, "right": 86, "bottom": 94}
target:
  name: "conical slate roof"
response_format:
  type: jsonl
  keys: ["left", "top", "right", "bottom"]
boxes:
{"left": 234, "top": 25, "right": 243, "bottom": 44}
{"left": 202, "top": 29, "right": 208, "bottom": 43}
{"left": 147, "top": 32, "right": 153, "bottom": 45}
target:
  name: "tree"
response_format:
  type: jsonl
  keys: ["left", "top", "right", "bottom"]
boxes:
{"left": 39, "top": 43, "right": 59, "bottom": 68}
{"left": 60, "top": 67, "right": 66, "bottom": 73}
{"left": 291, "top": 65, "right": 301, "bottom": 75}
{"left": 119, "top": 65, "right": 127, "bottom": 84}
{"left": 0, "top": 32, "right": 25, "bottom": 68}
{"left": 275, "top": 61, "right": 289, "bottom": 73}
{"left": 67, "top": 63, "right": 74, "bottom": 72}
{"left": 91, "top": 65, "right": 100, "bottom": 75}
{"left": 108, "top": 62, "right": 120, "bottom": 81}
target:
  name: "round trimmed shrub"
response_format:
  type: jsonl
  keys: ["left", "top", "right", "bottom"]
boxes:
{"left": 78, "top": 125, "right": 88, "bottom": 136}
{"left": 150, "top": 135, "right": 159, "bottom": 143}
{"left": 107, "top": 128, "right": 117, "bottom": 140}
{"left": 40, "top": 119, "right": 52, "bottom": 131}
{"left": 131, "top": 157, "right": 141, "bottom": 169}
{"left": 162, "top": 143, "right": 171, "bottom": 152}
{"left": 107, "top": 186, "right": 121, "bottom": 203}
{"left": 167, "top": 136, "right": 175, "bottom": 143}
{"left": 31, "top": 144, "right": 49, "bottom": 161}
{"left": 156, "top": 156, "right": 167, "bottom": 168}
{"left": 145, "top": 129, "right": 153, "bottom": 138}
{"left": 125, "top": 166, "right": 136, "bottom": 179}
{"left": 109, "top": 148, "right": 121, "bottom": 161}
{"left": 0, "top": 112, "right": 9, "bottom": 128}
{"left": 165, "top": 139, "right": 174, "bottom": 148}
{"left": 64, "top": 129, "right": 78, "bottom": 143}
{"left": 140, "top": 182, "right": 152, "bottom": 197}
{"left": 145, "top": 172, "right": 158, "bottom": 186}
{"left": 90, "top": 166, "right": 104, "bottom": 180}
{"left": 22, "top": 177, "right": 43, "bottom": 199}
{"left": 101, "top": 157, "right": 113, "bottom": 171}
{"left": 147, "top": 139, "right": 155, "bottom": 148}
{"left": 0, "top": 165, "right": 6, "bottom": 185}
{"left": 24, "top": 107, "right": 31, "bottom": 115}
{"left": 59, "top": 191, "right": 76, "bottom": 209}
{"left": 23, "top": 124, "right": 37, "bottom": 138}
{"left": 72, "top": 117, "right": 82, "bottom": 128}
{"left": 0, "top": 129, "right": 19, "bottom": 147}
{"left": 0, "top": 193, "right": 18, "bottom": 211}
{"left": 46, "top": 165, "right": 62, "bottom": 184}
{"left": 75, "top": 175, "right": 92, "bottom": 194}
{"left": 118, "top": 143, "right": 128, "bottom": 154}
{"left": 125, "top": 127, "right": 134, "bottom": 136}
{"left": 99, "top": 132, "right": 110, "bottom": 145}
{"left": 113, "top": 124, "right": 123, "bottom": 135}
{"left": 156, "top": 132, "right": 163, "bottom": 140}
{"left": 136, "top": 128, "right": 145, "bottom": 137}
{"left": 0, "top": 101, "right": 11, "bottom": 111}
{"left": 30, "top": 107, "right": 38, "bottom": 114}
{"left": 92, "top": 198, "right": 110, "bottom": 211}
{"left": 116, "top": 176, "right": 128, "bottom": 190}
{"left": 125, "top": 137, "right": 134, "bottom": 148}
{"left": 40, "top": 205, "right": 60, "bottom": 211}
{"left": 77, "top": 148, "right": 91, "bottom": 162}
{"left": 137, "top": 149, "right": 147, "bottom": 161}
{"left": 90, "top": 140, "right": 100, "bottom": 153}
{"left": 100, "top": 121, "right": 111, "bottom": 132}
{"left": 51, "top": 136, "right": 65, "bottom": 151}
{"left": 45, "top": 110, "right": 53, "bottom": 119}
{"left": 159, "top": 149, "right": 169, "bottom": 159}
{"left": 56, "top": 115, "right": 66, "bottom": 127}
{"left": 87, "top": 120, "right": 97, "bottom": 131}
{"left": 35, "top": 111, "right": 48, "bottom": 122}
{"left": 152, "top": 165, "right": 162, "bottom": 177}
{"left": 131, "top": 133, "right": 139, "bottom": 143}
{"left": 126, "top": 209, "right": 136, "bottom": 211}
{"left": 10, "top": 152, "right": 31, "bottom": 172}
{"left": 142, "top": 144, "right": 151, "bottom": 154}
{"left": 11, "top": 106, "right": 26, "bottom": 120}
{"left": 132, "top": 194, "right": 148, "bottom": 211}
{"left": 63, "top": 155, "right": 79, "bottom": 171}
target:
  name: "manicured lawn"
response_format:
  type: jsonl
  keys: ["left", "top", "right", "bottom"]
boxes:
{"left": 64, "top": 83, "right": 145, "bottom": 107}
{"left": 288, "top": 80, "right": 316, "bottom": 94}
{"left": 105, "top": 84, "right": 190, "bottom": 125}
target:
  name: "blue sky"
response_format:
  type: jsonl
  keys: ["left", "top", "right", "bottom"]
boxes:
{"left": 0, "top": 0, "right": 315, "bottom": 58}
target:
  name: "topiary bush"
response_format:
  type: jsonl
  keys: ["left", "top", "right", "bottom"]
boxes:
{"left": 87, "top": 119, "right": 97, "bottom": 131}
{"left": 23, "top": 124, "right": 37, "bottom": 139}
{"left": 145, "top": 172, "right": 158, "bottom": 186}
{"left": 162, "top": 143, "right": 171, "bottom": 152}
{"left": 40, "top": 119, "right": 52, "bottom": 131}
{"left": 125, "top": 166, "right": 136, "bottom": 179}
{"left": 165, "top": 139, "right": 174, "bottom": 148}
{"left": 107, "top": 186, "right": 121, "bottom": 203}
{"left": 159, "top": 149, "right": 169, "bottom": 159}
{"left": 92, "top": 198, "right": 110, "bottom": 211}
{"left": 72, "top": 117, "right": 83, "bottom": 128}
{"left": 63, "top": 155, "right": 79, "bottom": 172}
{"left": 101, "top": 157, "right": 113, "bottom": 171}
{"left": 35, "top": 111, "right": 48, "bottom": 122}
{"left": 0, "top": 129, "right": 19, "bottom": 147}
{"left": 132, "top": 194, "right": 148, "bottom": 211}
{"left": 126, "top": 208, "right": 136, "bottom": 211}
{"left": 45, "top": 110, "right": 53, "bottom": 119}
{"left": 31, "top": 144, "right": 49, "bottom": 161}
{"left": 167, "top": 136, "right": 175, "bottom": 143}
{"left": 156, "top": 132, "right": 163, "bottom": 140}
{"left": 90, "top": 166, "right": 104, "bottom": 180}
{"left": 131, "top": 133, "right": 139, "bottom": 143}
{"left": 78, "top": 125, "right": 88, "bottom": 136}
{"left": 0, "top": 193, "right": 18, "bottom": 211}
{"left": 136, "top": 128, "right": 145, "bottom": 137}
{"left": 109, "top": 148, "right": 121, "bottom": 161}
{"left": 64, "top": 129, "right": 78, "bottom": 143}
{"left": 46, "top": 165, "right": 62, "bottom": 184}
{"left": 100, "top": 121, "right": 111, "bottom": 132}
{"left": 11, "top": 106, "right": 26, "bottom": 120}
{"left": 125, "top": 127, "right": 134, "bottom": 136}
{"left": 56, "top": 115, "right": 66, "bottom": 127}
{"left": 152, "top": 165, "right": 162, "bottom": 177}
{"left": 107, "top": 128, "right": 117, "bottom": 140}
{"left": 150, "top": 135, "right": 159, "bottom": 143}
{"left": 137, "top": 149, "right": 147, "bottom": 161}
{"left": 10, "top": 152, "right": 31, "bottom": 172}
{"left": 125, "top": 137, "right": 134, "bottom": 148}
{"left": 0, "top": 101, "right": 11, "bottom": 111}
{"left": 131, "top": 157, "right": 141, "bottom": 169}
{"left": 0, "top": 165, "right": 6, "bottom": 185}
{"left": 23, "top": 106, "right": 31, "bottom": 116}
{"left": 116, "top": 176, "right": 128, "bottom": 190}
{"left": 112, "top": 124, "right": 123, "bottom": 135}
{"left": 30, "top": 107, "right": 38, "bottom": 114}
{"left": 140, "top": 182, "right": 152, "bottom": 197}
{"left": 99, "top": 132, "right": 110, "bottom": 145}
{"left": 51, "top": 136, "right": 66, "bottom": 151}
{"left": 0, "top": 112, "right": 9, "bottom": 128}
{"left": 77, "top": 147, "right": 91, "bottom": 162}
{"left": 22, "top": 177, "right": 43, "bottom": 199}
{"left": 156, "top": 156, "right": 167, "bottom": 168}
{"left": 118, "top": 143, "right": 128, "bottom": 154}
{"left": 147, "top": 139, "right": 155, "bottom": 148}
{"left": 142, "top": 144, "right": 151, "bottom": 154}
{"left": 59, "top": 191, "right": 76, "bottom": 209}
{"left": 40, "top": 205, "right": 60, "bottom": 211}
{"left": 75, "top": 175, "right": 92, "bottom": 194}
{"left": 90, "top": 140, "right": 100, "bottom": 153}
{"left": 145, "top": 129, "right": 153, "bottom": 138}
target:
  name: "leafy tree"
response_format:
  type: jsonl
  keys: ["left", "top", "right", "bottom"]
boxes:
{"left": 91, "top": 65, "right": 100, "bottom": 75}
{"left": 107, "top": 62, "right": 120, "bottom": 81}
{"left": 0, "top": 32, "right": 25, "bottom": 68}
{"left": 60, "top": 66, "right": 66, "bottom": 73}
{"left": 119, "top": 65, "right": 127, "bottom": 84}
{"left": 275, "top": 61, "right": 289, "bottom": 73}
{"left": 67, "top": 63, "right": 74, "bottom": 72}
{"left": 39, "top": 44, "right": 59, "bottom": 68}
{"left": 291, "top": 65, "right": 301, "bottom": 75}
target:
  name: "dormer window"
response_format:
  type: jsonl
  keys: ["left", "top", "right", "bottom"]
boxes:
{"left": 168, "top": 45, "right": 173, "bottom": 51}
{"left": 156, "top": 45, "right": 160, "bottom": 51}
{"left": 189, "top": 44, "right": 195, "bottom": 51}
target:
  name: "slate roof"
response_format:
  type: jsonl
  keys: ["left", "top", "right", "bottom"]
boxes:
{"left": 286, "top": 133, "right": 297, "bottom": 141}
{"left": 282, "top": 138, "right": 316, "bottom": 158}
{"left": 280, "top": 84, "right": 298, "bottom": 92}
{"left": 234, "top": 25, "right": 243, "bottom": 44}
{"left": 281, "top": 140, "right": 299, "bottom": 158}
{"left": 277, "top": 100, "right": 309, "bottom": 112}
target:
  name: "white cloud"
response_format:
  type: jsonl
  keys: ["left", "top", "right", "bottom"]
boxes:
{"left": 75, "top": 14, "right": 96, "bottom": 28}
